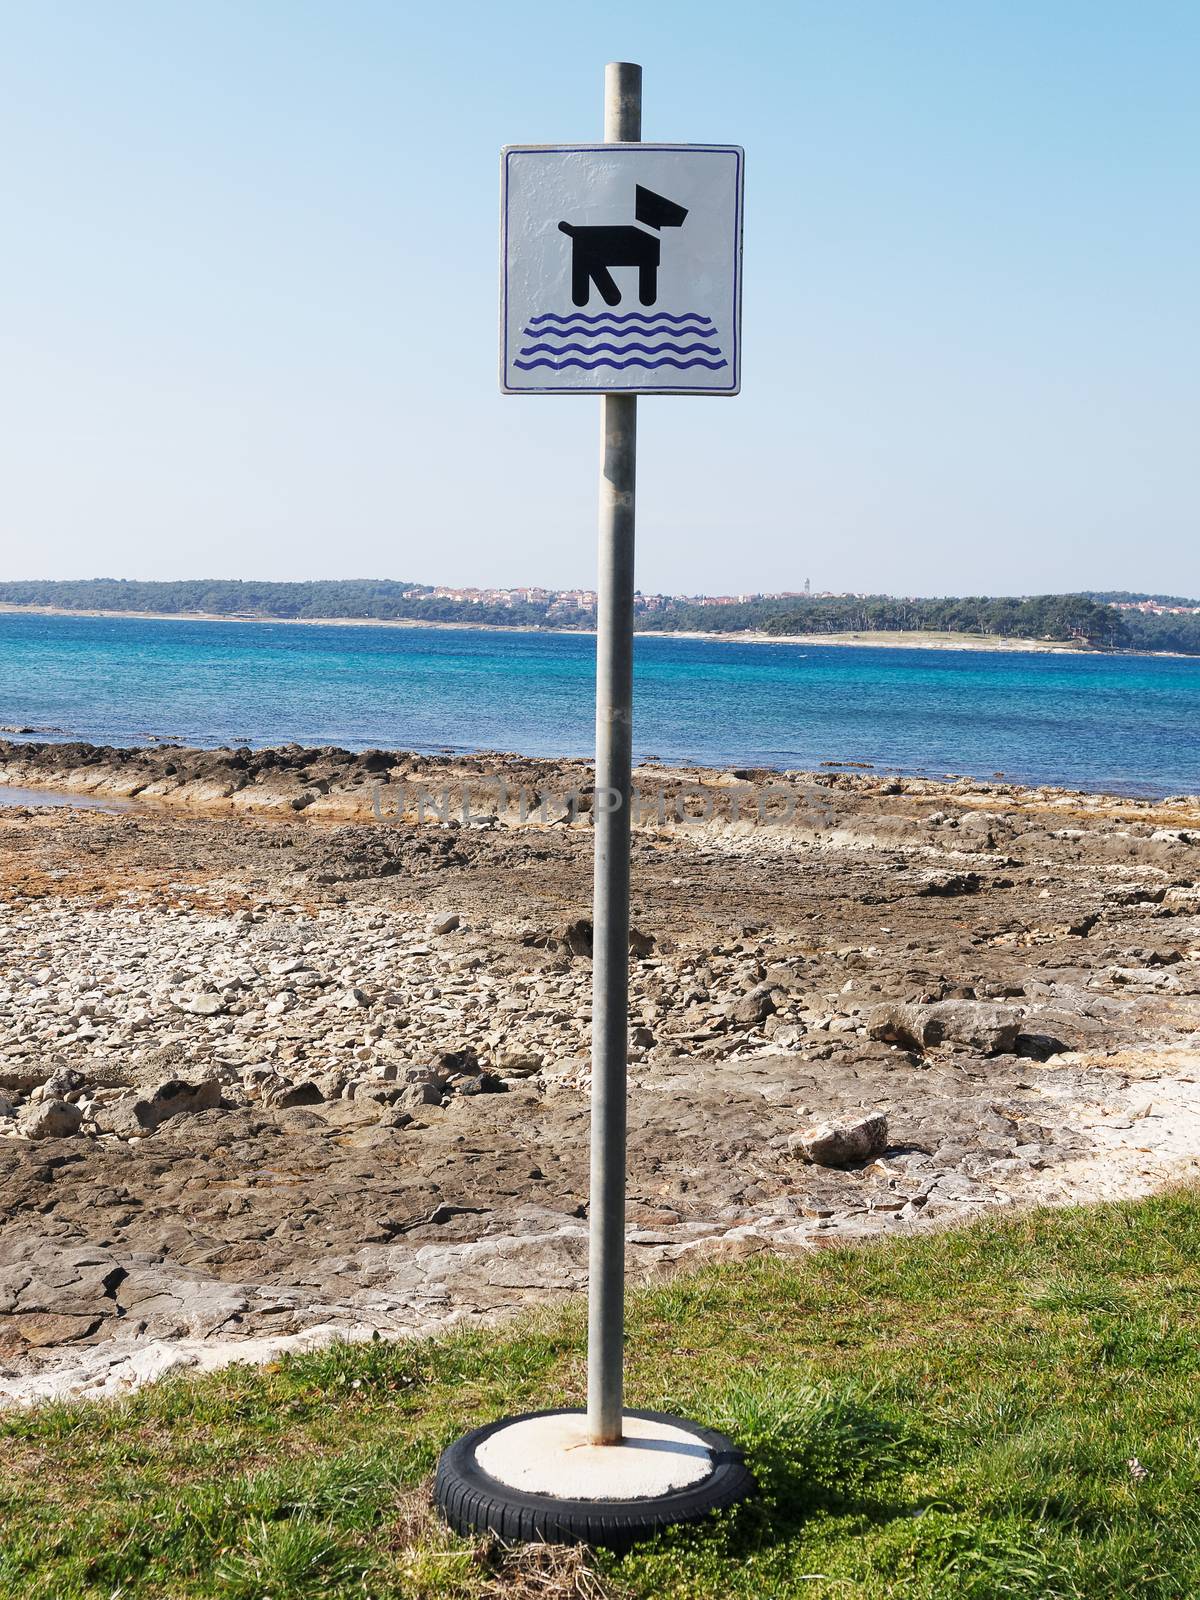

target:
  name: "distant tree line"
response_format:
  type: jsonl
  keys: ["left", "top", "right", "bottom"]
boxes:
{"left": 2, "top": 577, "right": 1198, "bottom": 654}
{"left": 0, "top": 577, "right": 583, "bottom": 630}
{"left": 1098, "top": 609, "right": 1200, "bottom": 655}
{"left": 640, "top": 593, "right": 1137, "bottom": 648}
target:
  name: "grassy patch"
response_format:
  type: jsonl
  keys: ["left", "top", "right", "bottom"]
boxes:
{"left": 2, "top": 1191, "right": 1198, "bottom": 1598}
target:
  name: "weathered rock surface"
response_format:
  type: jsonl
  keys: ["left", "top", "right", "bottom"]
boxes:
{"left": 0, "top": 742, "right": 1197, "bottom": 1401}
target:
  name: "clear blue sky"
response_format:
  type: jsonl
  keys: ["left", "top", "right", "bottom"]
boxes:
{"left": 2, "top": 0, "right": 1197, "bottom": 597}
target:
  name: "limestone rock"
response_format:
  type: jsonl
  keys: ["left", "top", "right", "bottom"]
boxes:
{"left": 0, "top": 1064, "right": 53, "bottom": 1096}
{"left": 18, "top": 1098, "right": 83, "bottom": 1140}
{"left": 792, "top": 1113, "right": 888, "bottom": 1168}
{"left": 492, "top": 1049, "right": 542, "bottom": 1078}
{"left": 917, "top": 871, "right": 982, "bottom": 896}
{"left": 396, "top": 1081, "right": 444, "bottom": 1113}
{"left": 549, "top": 919, "right": 655, "bottom": 959}
{"left": 770, "top": 1024, "right": 806, "bottom": 1050}
{"left": 557, "top": 918, "right": 594, "bottom": 958}
{"left": 4, "top": 1312, "right": 101, "bottom": 1349}
{"left": 454, "top": 1072, "right": 506, "bottom": 1096}
{"left": 95, "top": 1077, "right": 221, "bottom": 1137}
{"left": 172, "top": 990, "right": 226, "bottom": 1017}
{"left": 0, "top": 740, "right": 1195, "bottom": 1401}
{"left": 868, "top": 1001, "right": 1022, "bottom": 1056}
{"left": 272, "top": 1081, "right": 324, "bottom": 1109}
{"left": 41, "top": 1066, "right": 87, "bottom": 1100}
{"left": 727, "top": 984, "right": 777, "bottom": 1027}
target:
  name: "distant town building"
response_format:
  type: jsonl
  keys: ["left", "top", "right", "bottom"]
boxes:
{"left": 1109, "top": 600, "right": 1200, "bottom": 616}
{"left": 407, "top": 581, "right": 977, "bottom": 616}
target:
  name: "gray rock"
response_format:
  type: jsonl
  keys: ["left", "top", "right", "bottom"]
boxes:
{"left": 0, "top": 1064, "right": 54, "bottom": 1096}
{"left": 491, "top": 1049, "right": 542, "bottom": 1078}
{"left": 272, "top": 1082, "right": 324, "bottom": 1109}
{"left": 917, "top": 871, "right": 982, "bottom": 896}
{"left": 173, "top": 991, "right": 225, "bottom": 1017}
{"left": 868, "top": 1000, "right": 1021, "bottom": 1056}
{"left": 432, "top": 1047, "right": 480, "bottom": 1079}
{"left": 18, "top": 1099, "right": 83, "bottom": 1140}
{"left": 770, "top": 1024, "right": 807, "bottom": 1050}
{"left": 557, "top": 918, "right": 595, "bottom": 958}
{"left": 41, "top": 1066, "right": 87, "bottom": 1101}
{"left": 455, "top": 1072, "right": 506, "bottom": 1096}
{"left": 728, "top": 984, "right": 777, "bottom": 1026}
{"left": 95, "top": 1077, "right": 221, "bottom": 1137}
{"left": 791, "top": 1112, "right": 888, "bottom": 1168}
{"left": 396, "top": 1081, "right": 444, "bottom": 1112}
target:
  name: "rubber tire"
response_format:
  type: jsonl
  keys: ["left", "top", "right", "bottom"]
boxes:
{"left": 434, "top": 1407, "right": 753, "bottom": 1551}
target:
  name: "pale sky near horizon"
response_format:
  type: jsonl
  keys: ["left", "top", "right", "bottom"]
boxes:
{"left": 2, "top": 1, "right": 1197, "bottom": 598}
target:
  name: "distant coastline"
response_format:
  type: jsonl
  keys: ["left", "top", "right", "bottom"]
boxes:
{"left": 4, "top": 580, "right": 1195, "bottom": 655}
{"left": 0, "top": 603, "right": 1117, "bottom": 655}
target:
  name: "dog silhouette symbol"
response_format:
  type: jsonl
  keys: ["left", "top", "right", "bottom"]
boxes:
{"left": 557, "top": 185, "right": 689, "bottom": 307}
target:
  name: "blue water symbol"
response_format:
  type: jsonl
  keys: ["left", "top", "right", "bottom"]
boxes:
{"left": 513, "top": 310, "right": 728, "bottom": 372}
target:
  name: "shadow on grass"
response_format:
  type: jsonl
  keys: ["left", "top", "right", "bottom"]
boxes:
{"left": 644, "top": 1376, "right": 930, "bottom": 1561}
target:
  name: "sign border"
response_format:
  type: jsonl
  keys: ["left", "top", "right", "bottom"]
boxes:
{"left": 500, "top": 143, "right": 744, "bottom": 397}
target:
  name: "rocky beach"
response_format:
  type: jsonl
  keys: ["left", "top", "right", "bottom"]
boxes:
{"left": 1, "top": 738, "right": 1199, "bottom": 1407}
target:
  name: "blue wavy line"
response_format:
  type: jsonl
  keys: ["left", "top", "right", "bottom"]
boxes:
{"left": 529, "top": 311, "right": 714, "bottom": 327}
{"left": 513, "top": 356, "right": 729, "bottom": 371}
{"left": 518, "top": 341, "right": 723, "bottom": 358}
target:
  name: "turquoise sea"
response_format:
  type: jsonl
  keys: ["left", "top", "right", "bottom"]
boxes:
{"left": 1, "top": 612, "right": 1197, "bottom": 797}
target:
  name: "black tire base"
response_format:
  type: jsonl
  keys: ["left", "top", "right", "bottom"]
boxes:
{"left": 433, "top": 1407, "right": 753, "bottom": 1551}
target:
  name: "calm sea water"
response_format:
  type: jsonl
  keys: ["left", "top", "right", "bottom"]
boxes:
{"left": 0, "top": 612, "right": 1197, "bottom": 797}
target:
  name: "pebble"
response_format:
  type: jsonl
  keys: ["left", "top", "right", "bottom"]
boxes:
{"left": 0, "top": 894, "right": 819, "bottom": 1149}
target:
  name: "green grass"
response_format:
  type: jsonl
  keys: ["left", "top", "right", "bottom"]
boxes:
{"left": 3, "top": 1190, "right": 1200, "bottom": 1599}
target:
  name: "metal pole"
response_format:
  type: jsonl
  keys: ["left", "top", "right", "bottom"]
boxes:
{"left": 586, "top": 59, "right": 641, "bottom": 1447}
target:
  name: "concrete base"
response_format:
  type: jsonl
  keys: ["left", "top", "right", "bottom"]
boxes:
{"left": 474, "top": 1410, "right": 715, "bottom": 1500}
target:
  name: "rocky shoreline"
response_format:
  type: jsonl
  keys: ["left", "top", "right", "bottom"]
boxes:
{"left": 1, "top": 740, "right": 1198, "bottom": 1405}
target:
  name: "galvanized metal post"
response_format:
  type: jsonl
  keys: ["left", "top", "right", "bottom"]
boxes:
{"left": 586, "top": 59, "right": 641, "bottom": 1447}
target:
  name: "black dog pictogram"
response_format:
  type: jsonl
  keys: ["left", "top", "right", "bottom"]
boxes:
{"left": 557, "top": 185, "right": 688, "bottom": 307}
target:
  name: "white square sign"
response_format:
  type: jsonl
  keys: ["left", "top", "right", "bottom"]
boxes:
{"left": 501, "top": 144, "right": 743, "bottom": 396}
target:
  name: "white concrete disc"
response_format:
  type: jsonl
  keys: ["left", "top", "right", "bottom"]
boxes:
{"left": 474, "top": 1412, "right": 715, "bottom": 1500}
